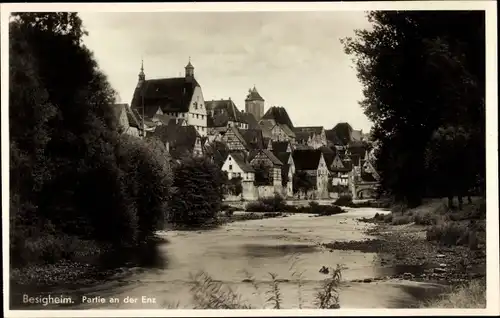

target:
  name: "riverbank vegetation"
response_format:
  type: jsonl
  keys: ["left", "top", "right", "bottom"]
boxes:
{"left": 422, "top": 280, "right": 486, "bottom": 308}
{"left": 9, "top": 12, "right": 225, "bottom": 287}
{"left": 244, "top": 195, "right": 345, "bottom": 216}
{"left": 164, "top": 264, "right": 343, "bottom": 309}
{"left": 10, "top": 13, "right": 171, "bottom": 270}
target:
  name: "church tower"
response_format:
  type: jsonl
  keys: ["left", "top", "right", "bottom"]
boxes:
{"left": 185, "top": 57, "right": 194, "bottom": 78}
{"left": 137, "top": 59, "right": 145, "bottom": 87}
{"left": 245, "top": 85, "right": 265, "bottom": 121}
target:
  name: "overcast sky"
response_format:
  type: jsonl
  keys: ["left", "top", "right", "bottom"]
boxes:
{"left": 79, "top": 11, "right": 373, "bottom": 132}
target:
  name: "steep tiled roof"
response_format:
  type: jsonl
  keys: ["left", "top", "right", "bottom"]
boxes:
{"left": 323, "top": 153, "right": 335, "bottom": 169}
{"left": 151, "top": 125, "right": 199, "bottom": 157}
{"left": 295, "top": 131, "right": 310, "bottom": 143}
{"left": 292, "top": 149, "right": 323, "bottom": 171}
{"left": 274, "top": 152, "right": 291, "bottom": 167}
{"left": 207, "top": 112, "right": 230, "bottom": 128}
{"left": 279, "top": 124, "right": 296, "bottom": 138}
{"left": 261, "top": 106, "right": 294, "bottom": 129}
{"left": 331, "top": 123, "right": 354, "bottom": 145}
{"left": 245, "top": 86, "right": 265, "bottom": 102}
{"left": 206, "top": 99, "right": 242, "bottom": 122}
{"left": 249, "top": 149, "right": 283, "bottom": 166}
{"left": 241, "top": 129, "right": 265, "bottom": 150}
{"left": 239, "top": 112, "right": 260, "bottom": 129}
{"left": 272, "top": 141, "right": 290, "bottom": 153}
{"left": 230, "top": 152, "right": 255, "bottom": 173}
{"left": 131, "top": 77, "right": 200, "bottom": 117}
{"left": 325, "top": 129, "right": 343, "bottom": 145}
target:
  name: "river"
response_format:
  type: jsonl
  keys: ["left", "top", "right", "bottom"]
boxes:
{"left": 26, "top": 206, "right": 442, "bottom": 310}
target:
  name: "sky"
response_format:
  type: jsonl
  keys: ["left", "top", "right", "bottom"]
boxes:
{"left": 79, "top": 11, "right": 374, "bottom": 132}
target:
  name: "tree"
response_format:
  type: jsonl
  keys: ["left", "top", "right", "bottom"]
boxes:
{"left": 9, "top": 13, "right": 173, "bottom": 266}
{"left": 254, "top": 161, "right": 271, "bottom": 186}
{"left": 293, "top": 171, "right": 315, "bottom": 198}
{"left": 342, "top": 11, "right": 485, "bottom": 207}
{"left": 168, "top": 156, "right": 225, "bottom": 226}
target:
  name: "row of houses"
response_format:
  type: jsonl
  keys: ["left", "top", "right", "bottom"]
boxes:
{"left": 112, "top": 59, "right": 379, "bottom": 200}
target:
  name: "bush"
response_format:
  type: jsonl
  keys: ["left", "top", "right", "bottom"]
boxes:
{"left": 426, "top": 220, "right": 470, "bottom": 246}
{"left": 245, "top": 194, "right": 286, "bottom": 212}
{"left": 334, "top": 195, "right": 353, "bottom": 207}
{"left": 391, "top": 215, "right": 413, "bottom": 225}
{"left": 168, "top": 156, "right": 225, "bottom": 226}
{"left": 413, "top": 211, "right": 436, "bottom": 225}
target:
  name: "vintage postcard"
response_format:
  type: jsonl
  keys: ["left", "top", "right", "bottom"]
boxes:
{"left": 1, "top": 1, "right": 498, "bottom": 317}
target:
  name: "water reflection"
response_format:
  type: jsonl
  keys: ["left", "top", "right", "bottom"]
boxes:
{"left": 243, "top": 244, "right": 318, "bottom": 258}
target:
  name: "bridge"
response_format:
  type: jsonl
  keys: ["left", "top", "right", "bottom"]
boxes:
{"left": 349, "top": 156, "right": 380, "bottom": 200}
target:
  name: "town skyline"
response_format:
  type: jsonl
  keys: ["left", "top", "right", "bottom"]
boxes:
{"left": 79, "top": 11, "right": 374, "bottom": 132}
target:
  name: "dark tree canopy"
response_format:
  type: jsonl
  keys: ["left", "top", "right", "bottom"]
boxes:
{"left": 342, "top": 11, "right": 485, "bottom": 206}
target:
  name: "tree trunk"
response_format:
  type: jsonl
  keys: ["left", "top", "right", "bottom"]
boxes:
{"left": 458, "top": 196, "right": 463, "bottom": 210}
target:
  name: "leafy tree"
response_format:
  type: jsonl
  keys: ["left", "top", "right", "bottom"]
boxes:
{"left": 9, "top": 13, "right": 173, "bottom": 266}
{"left": 254, "top": 161, "right": 271, "bottom": 186}
{"left": 168, "top": 156, "right": 225, "bottom": 226}
{"left": 293, "top": 171, "right": 315, "bottom": 198}
{"left": 342, "top": 11, "right": 485, "bottom": 207}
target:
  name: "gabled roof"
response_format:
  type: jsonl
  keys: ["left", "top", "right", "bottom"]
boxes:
{"left": 331, "top": 122, "right": 354, "bottom": 145}
{"left": 225, "top": 126, "right": 251, "bottom": 150}
{"left": 245, "top": 86, "right": 264, "bottom": 102}
{"left": 206, "top": 99, "right": 242, "bottom": 123}
{"left": 274, "top": 152, "right": 291, "bottom": 167}
{"left": 295, "top": 131, "right": 311, "bottom": 143}
{"left": 239, "top": 112, "right": 260, "bottom": 129}
{"left": 207, "top": 112, "right": 230, "bottom": 128}
{"left": 131, "top": 77, "right": 200, "bottom": 117}
{"left": 241, "top": 129, "right": 265, "bottom": 150}
{"left": 261, "top": 106, "right": 294, "bottom": 129}
{"left": 272, "top": 141, "right": 291, "bottom": 153}
{"left": 278, "top": 123, "right": 296, "bottom": 138}
{"left": 249, "top": 149, "right": 283, "bottom": 166}
{"left": 325, "top": 129, "right": 343, "bottom": 145}
{"left": 228, "top": 152, "right": 255, "bottom": 173}
{"left": 292, "top": 149, "right": 323, "bottom": 171}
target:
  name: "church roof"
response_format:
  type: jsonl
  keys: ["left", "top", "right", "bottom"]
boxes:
{"left": 245, "top": 86, "right": 264, "bottom": 102}
{"left": 131, "top": 77, "right": 200, "bottom": 117}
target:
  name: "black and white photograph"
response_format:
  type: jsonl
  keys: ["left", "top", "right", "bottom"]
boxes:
{"left": 1, "top": 1, "right": 498, "bottom": 316}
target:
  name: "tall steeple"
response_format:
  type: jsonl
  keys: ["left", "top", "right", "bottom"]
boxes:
{"left": 138, "top": 59, "right": 145, "bottom": 82}
{"left": 185, "top": 57, "right": 194, "bottom": 78}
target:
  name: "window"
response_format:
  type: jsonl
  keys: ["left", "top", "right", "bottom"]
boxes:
{"left": 196, "top": 114, "right": 199, "bottom": 119}
{"left": 229, "top": 165, "right": 233, "bottom": 170}
{"left": 229, "top": 157, "right": 231, "bottom": 161}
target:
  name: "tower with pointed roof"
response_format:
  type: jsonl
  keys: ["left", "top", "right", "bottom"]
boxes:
{"left": 245, "top": 85, "right": 265, "bottom": 121}
{"left": 185, "top": 57, "right": 194, "bottom": 78}
{"left": 137, "top": 59, "right": 145, "bottom": 87}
